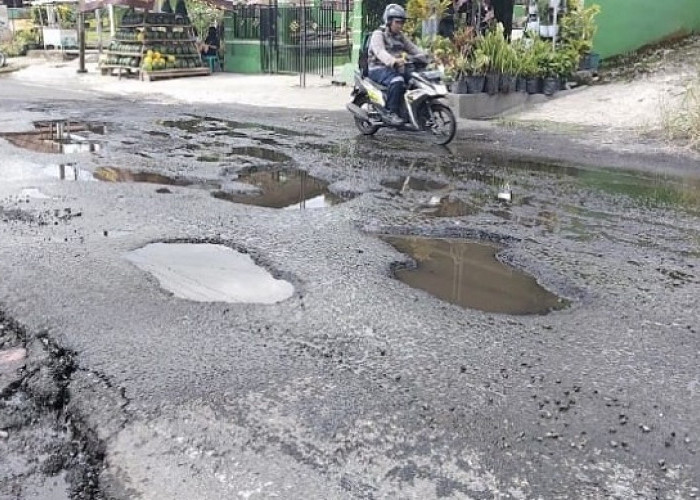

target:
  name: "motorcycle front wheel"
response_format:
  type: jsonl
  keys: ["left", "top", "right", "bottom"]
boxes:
{"left": 0, "top": 52, "right": 6, "bottom": 68}
{"left": 352, "top": 94, "right": 380, "bottom": 136}
{"left": 420, "top": 102, "right": 457, "bottom": 146}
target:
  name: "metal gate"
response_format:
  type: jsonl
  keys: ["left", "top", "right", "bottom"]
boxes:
{"left": 225, "top": 4, "right": 341, "bottom": 79}
{"left": 263, "top": 5, "right": 337, "bottom": 77}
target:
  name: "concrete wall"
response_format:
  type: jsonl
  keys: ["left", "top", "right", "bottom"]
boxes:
{"left": 587, "top": 0, "right": 700, "bottom": 58}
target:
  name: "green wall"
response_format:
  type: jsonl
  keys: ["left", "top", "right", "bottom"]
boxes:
{"left": 223, "top": 41, "right": 263, "bottom": 74}
{"left": 587, "top": 0, "right": 700, "bottom": 58}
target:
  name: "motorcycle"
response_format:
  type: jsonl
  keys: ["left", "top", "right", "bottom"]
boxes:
{"left": 346, "top": 55, "right": 457, "bottom": 146}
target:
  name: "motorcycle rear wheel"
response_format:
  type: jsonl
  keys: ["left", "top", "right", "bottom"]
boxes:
{"left": 353, "top": 94, "right": 380, "bottom": 136}
{"left": 420, "top": 102, "right": 457, "bottom": 146}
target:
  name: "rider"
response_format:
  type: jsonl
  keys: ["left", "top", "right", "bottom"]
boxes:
{"left": 368, "top": 4, "right": 427, "bottom": 125}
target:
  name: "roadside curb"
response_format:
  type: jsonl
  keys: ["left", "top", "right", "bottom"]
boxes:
{"left": 0, "top": 63, "right": 28, "bottom": 75}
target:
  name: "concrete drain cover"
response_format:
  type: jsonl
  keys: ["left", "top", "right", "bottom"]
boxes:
{"left": 125, "top": 243, "right": 294, "bottom": 304}
{"left": 382, "top": 236, "right": 565, "bottom": 315}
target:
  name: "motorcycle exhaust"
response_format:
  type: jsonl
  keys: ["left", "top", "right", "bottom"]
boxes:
{"left": 346, "top": 103, "right": 370, "bottom": 122}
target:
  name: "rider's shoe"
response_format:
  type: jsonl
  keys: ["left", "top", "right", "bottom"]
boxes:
{"left": 384, "top": 112, "right": 406, "bottom": 127}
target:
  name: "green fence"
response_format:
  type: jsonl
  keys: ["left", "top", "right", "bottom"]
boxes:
{"left": 587, "top": 0, "right": 700, "bottom": 58}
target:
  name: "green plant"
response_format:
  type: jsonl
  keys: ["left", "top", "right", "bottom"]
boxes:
{"left": 475, "top": 23, "right": 511, "bottom": 74}
{"left": 406, "top": 0, "right": 452, "bottom": 23}
{"left": 55, "top": 4, "right": 76, "bottom": 28}
{"left": 560, "top": 3, "right": 600, "bottom": 55}
{"left": 466, "top": 48, "right": 490, "bottom": 76}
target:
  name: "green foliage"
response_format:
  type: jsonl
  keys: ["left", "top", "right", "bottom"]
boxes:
{"left": 185, "top": 0, "right": 223, "bottom": 37}
{"left": 0, "top": 29, "right": 40, "bottom": 57}
{"left": 475, "top": 23, "right": 516, "bottom": 74}
{"left": 560, "top": 2, "right": 600, "bottom": 55}
{"left": 406, "top": 0, "right": 452, "bottom": 23}
{"left": 55, "top": 4, "right": 76, "bottom": 29}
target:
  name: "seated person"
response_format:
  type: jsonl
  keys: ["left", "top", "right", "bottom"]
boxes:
{"left": 200, "top": 26, "right": 219, "bottom": 57}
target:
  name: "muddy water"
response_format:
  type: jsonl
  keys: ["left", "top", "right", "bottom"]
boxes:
{"left": 0, "top": 120, "right": 104, "bottom": 154}
{"left": 213, "top": 169, "right": 340, "bottom": 209}
{"left": 382, "top": 177, "right": 448, "bottom": 192}
{"left": 125, "top": 243, "right": 294, "bottom": 304}
{"left": 383, "top": 236, "right": 564, "bottom": 315}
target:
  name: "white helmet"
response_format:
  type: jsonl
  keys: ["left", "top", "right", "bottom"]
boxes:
{"left": 383, "top": 4, "right": 407, "bottom": 25}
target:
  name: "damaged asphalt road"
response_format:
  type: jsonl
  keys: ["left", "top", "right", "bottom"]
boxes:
{"left": 0, "top": 82, "right": 699, "bottom": 499}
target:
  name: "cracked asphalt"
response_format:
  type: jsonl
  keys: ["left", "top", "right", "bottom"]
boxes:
{"left": 0, "top": 80, "right": 699, "bottom": 499}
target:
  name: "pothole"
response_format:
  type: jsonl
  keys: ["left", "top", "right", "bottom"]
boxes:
{"left": 93, "top": 167, "right": 219, "bottom": 189}
{"left": 0, "top": 120, "right": 104, "bottom": 154}
{"left": 159, "top": 116, "right": 318, "bottom": 138}
{"left": 382, "top": 236, "right": 565, "bottom": 315}
{"left": 213, "top": 168, "right": 341, "bottom": 209}
{"left": 420, "top": 197, "right": 479, "bottom": 217}
{"left": 228, "top": 146, "right": 292, "bottom": 164}
{"left": 125, "top": 242, "right": 294, "bottom": 304}
{"left": 382, "top": 177, "right": 448, "bottom": 192}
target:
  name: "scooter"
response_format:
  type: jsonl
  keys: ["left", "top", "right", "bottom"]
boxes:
{"left": 346, "top": 55, "right": 457, "bottom": 146}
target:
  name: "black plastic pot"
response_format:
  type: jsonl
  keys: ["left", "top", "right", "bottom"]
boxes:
{"left": 485, "top": 73, "right": 499, "bottom": 95}
{"left": 516, "top": 76, "right": 527, "bottom": 92}
{"left": 543, "top": 77, "right": 559, "bottom": 96}
{"left": 559, "top": 76, "right": 568, "bottom": 91}
{"left": 526, "top": 77, "right": 541, "bottom": 94}
{"left": 452, "top": 78, "right": 468, "bottom": 94}
{"left": 579, "top": 52, "right": 601, "bottom": 72}
{"left": 466, "top": 75, "right": 485, "bottom": 94}
{"left": 499, "top": 74, "right": 517, "bottom": 94}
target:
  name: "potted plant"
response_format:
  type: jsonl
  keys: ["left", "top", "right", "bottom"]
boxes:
{"left": 498, "top": 45, "right": 517, "bottom": 94}
{"left": 523, "top": 38, "right": 547, "bottom": 94}
{"left": 476, "top": 23, "right": 508, "bottom": 95}
{"left": 465, "top": 49, "right": 489, "bottom": 94}
{"left": 560, "top": 3, "right": 601, "bottom": 70}
{"left": 539, "top": 50, "right": 559, "bottom": 96}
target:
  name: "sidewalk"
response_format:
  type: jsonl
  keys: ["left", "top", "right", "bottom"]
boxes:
{"left": 7, "top": 59, "right": 350, "bottom": 111}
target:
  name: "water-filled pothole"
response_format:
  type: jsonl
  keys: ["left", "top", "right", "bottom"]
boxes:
{"left": 228, "top": 146, "right": 292, "bottom": 164}
{"left": 382, "top": 236, "right": 565, "bottom": 315}
{"left": 0, "top": 120, "right": 104, "bottom": 154}
{"left": 421, "top": 197, "right": 478, "bottom": 217}
{"left": 125, "top": 242, "right": 294, "bottom": 304}
{"left": 382, "top": 177, "right": 448, "bottom": 192}
{"left": 160, "top": 116, "right": 319, "bottom": 138}
{"left": 213, "top": 168, "right": 340, "bottom": 209}
{"left": 93, "top": 167, "right": 219, "bottom": 189}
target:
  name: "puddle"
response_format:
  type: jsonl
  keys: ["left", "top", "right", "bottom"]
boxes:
{"left": 228, "top": 146, "right": 292, "bottom": 164}
{"left": 383, "top": 176, "right": 448, "bottom": 192}
{"left": 196, "top": 155, "right": 221, "bottom": 163}
{"left": 382, "top": 236, "right": 564, "bottom": 315}
{"left": 125, "top": 243, "right": 294, "bottom": 304}
{"left": 0, "top": 120, "right": 104, "bottom": 154}
{"left": 92, "top": 167, "right": 219, "bottom": 189}
{"left": 212, "top": 168, "right": 340, "bottom": 209}
{"left": 421, "top": 197, "right": 478, "bottom": 217}
{"left": 160, "top": 116, "right": 319, "bottom": 138}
